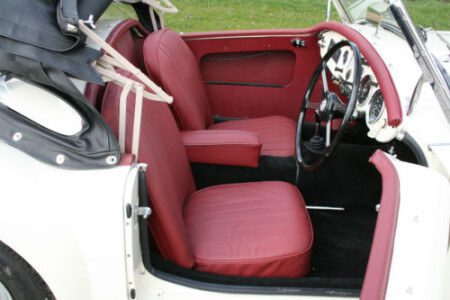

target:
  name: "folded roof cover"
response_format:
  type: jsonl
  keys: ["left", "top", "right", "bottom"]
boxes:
{"left": 0, "top": 0, "right": 122, "bottom": 170}
{"left": 0, "top": 0, "right": 112, "bottom": 85}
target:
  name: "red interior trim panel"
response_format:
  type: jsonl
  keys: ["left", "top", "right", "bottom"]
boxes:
{"left": 201, "top": 50, "right": 296, "bottom": 87}
{"left": 184, "top": 33, "right": 321, "bottom": 121}
{"left": 183, "top": 21, "right": 402, "bottom": 126}
{"left": 361, "top": 150, "right": 401, "bottom": 300}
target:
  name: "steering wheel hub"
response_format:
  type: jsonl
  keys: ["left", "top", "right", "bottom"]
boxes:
{"left": 318, "top": 92, "right": 343, "bottom": 119}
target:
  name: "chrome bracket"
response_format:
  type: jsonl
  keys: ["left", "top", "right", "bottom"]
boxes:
{"left": 81, "top": 14, "right": 96, "bottom": 29}
{"left": 136, "top": 207, "right": 152, "bottom": 219}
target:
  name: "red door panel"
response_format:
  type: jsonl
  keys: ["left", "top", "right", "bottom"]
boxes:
{"left": 201, "top": 50, "right": 295, "bottom": 87}
{"left": 183, "top": 31, "right": 322, "bottom": 121}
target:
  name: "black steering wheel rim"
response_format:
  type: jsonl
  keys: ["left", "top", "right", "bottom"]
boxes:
{"left": 296, "top": 40, "right": 362, "bottom": 170}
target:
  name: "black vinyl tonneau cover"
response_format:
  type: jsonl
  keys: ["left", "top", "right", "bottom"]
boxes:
{"left": 0, "top": 0, "right": 112, "bottom": 84}
{"left": 0, "top": 0, "right": 121, "bottom": 169}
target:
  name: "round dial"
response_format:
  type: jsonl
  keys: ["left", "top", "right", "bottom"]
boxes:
{"left": 358, "top": 75, "right": 372, "bottom": 104}
{"left": 368, "top": 90, "right": 385, "bottom": 124}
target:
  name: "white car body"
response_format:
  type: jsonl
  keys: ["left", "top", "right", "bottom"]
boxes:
{"left": 0, "top": 1, "right": 449, "bottom": 300}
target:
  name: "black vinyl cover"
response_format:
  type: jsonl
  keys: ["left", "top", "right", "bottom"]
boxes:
{"left": 0, "top": 76, "right": 120, "bottom": 169}
{"left": 0, "top": 0, "right": 121, "bottom": 169}
{"left": 0, "top": 0, "right": 112, "bottom": 83}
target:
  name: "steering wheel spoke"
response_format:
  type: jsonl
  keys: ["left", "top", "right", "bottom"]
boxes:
{"left": 325, "top": 119, "right": 332, "bottom": 147}
{"left": 321, "top": 66, "right": 329, "bottom": 93}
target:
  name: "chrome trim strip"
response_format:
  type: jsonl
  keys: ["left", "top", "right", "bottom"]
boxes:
{"left": 306, "top": 206, "right": 345, "bottom": 211}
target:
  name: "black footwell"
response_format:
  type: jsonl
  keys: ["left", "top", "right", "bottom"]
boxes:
{"left": 309, "top": 208, "right": 377, "bottom": 278}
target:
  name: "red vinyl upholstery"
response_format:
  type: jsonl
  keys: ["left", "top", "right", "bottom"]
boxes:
{"left": 102, "top": 79, "right": 197, "bottom": 268}
{"left": 209, "top": 116, "right": 296, "bottom": 157}
{"left": 185, "top": 181, "right": 313, "bottom": 278}
{"left": 143, "top": 29, "right": 297, "bottom": 158}
{"left": 144, "top": 28, "right": 213, "bottom": 130}
{"left": 101, "top": 74, "right": 312, "bottom": 278}
{"left": 181, "top": 130, "right": 262, "bottom": 167}
{"left": 181, "top": 22, "right": 403, "bottom": 127}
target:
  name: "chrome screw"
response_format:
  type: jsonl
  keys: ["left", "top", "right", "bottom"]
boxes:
{"left": 106, "top": 156, "right": 117, "bottom": 165}
{"left": 56, "top": 154, "right": 66, "bottom": 165}
{"left": 12, "top": 132, "right": 22, "bottom": 142}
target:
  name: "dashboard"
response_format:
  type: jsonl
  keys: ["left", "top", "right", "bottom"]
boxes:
{"left": 318, "top": 31, "right": 389, "bottom": 140}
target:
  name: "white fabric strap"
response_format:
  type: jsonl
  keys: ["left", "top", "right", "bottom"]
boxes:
{"left": 143, "top": 0, "right": 178, "bottom": 14}
{"left": 94, "top": 60, "right": 165, "bottom": 102}
{"left": 131, "top": 84, "right": 144, "bottom": 157}
{"left": 78, "top": 21, "right": 173, "bottom": 104}
{"left": 78, "top": 21, "right": 174, "bottom": 158}
{"left": 116, "top": 1, "right": 178, "bottom": 30}
{"left": 149, "top": 8, "right": 159, "bottom": 30}
{"left": 119, "top": 79, "right": 133, "bottom": 153}
{"left": 144, "top": 0, "right": 178, "bottom": 29}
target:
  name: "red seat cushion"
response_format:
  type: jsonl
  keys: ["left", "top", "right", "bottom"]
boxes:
{"left": 184, "top": 181, "right": 313, "bottom": 278}
{"left": 209, "top": 116, "right": 296, "bottom": 157}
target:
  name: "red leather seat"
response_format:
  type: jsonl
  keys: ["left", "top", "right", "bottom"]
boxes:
{"left": 101, "top": 77, "right": 313, "bottom": 278}
{"left": 143, "top": 29, "right": 297, "bottom": 158}
{"left": 185, "top": 181, "right": 312, "bottom": 277}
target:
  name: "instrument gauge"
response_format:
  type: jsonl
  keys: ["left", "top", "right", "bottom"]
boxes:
{"left": 358, "top": 75, "right": 372, "bottom": 105}
{"left": 368, "top": 90, "right": 385, "bottom": 124}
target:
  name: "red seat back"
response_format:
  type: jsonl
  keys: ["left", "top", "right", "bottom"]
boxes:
{"left": 102, "top": 77, "right": 197, "bottom": 268}
{"left": 143, "top": 29, "right": 213, "bottom": 130}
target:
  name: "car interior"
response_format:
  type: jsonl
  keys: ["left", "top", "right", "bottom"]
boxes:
{"left": 85, "top": 18, "right": 423, "bottom": 295}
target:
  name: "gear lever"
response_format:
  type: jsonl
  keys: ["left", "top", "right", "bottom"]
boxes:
{"left": 304, "top": 111, "right": 325, "bottom": 152}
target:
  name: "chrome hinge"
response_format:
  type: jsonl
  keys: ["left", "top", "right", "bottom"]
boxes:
{"left": 136, "top": 207, "right": 152, "bottom": 219}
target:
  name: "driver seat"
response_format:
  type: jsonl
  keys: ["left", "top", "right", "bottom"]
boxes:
{"left": 143, "top": 29, "right": 297, "bottom": 158}
{"left": 101, "top": 76, "right": 313, "bottom": 278}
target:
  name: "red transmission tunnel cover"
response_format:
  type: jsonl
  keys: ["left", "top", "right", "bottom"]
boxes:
{"left": 184, "top": 181, "right": 313, "bottom": 278}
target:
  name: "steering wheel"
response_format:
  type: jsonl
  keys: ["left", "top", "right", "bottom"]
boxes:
{"left": 295, "top": 40, "right": 362, "bottom": 170}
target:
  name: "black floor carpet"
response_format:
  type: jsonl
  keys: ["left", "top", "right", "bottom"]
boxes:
{"left": 148, "top": 143, "right": 382, "bottom": 289}
{"left": 308, "top": 208, "right": 377, "bottom": 278}
{"left": 299, "top": 143, "right": 381, "bottom": 279}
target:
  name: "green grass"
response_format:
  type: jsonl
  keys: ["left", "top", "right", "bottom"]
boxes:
{"left": 105, "top": 0, "right": 450, "bottom": 32}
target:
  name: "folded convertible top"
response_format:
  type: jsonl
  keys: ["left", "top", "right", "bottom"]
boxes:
{"left": 0, "top": 0, "right": 122, "bottom": 170}
{"left": 0, "top": 0, "right": 112, "bottom": 85}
